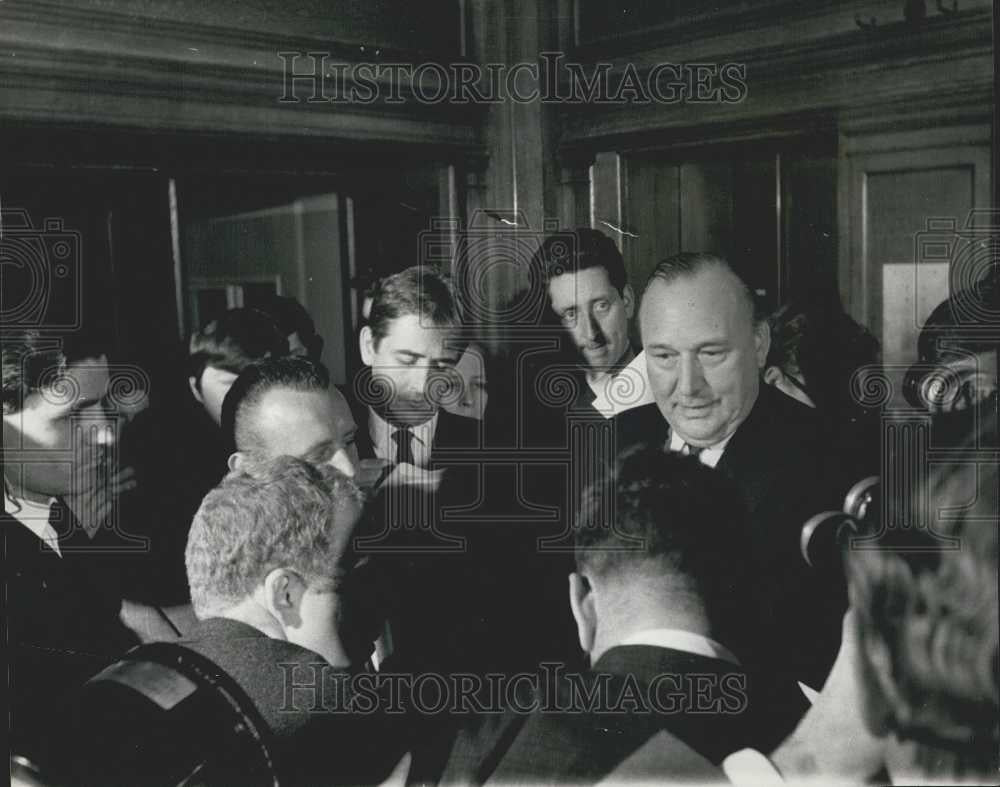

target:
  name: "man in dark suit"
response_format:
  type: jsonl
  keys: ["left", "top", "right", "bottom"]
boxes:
{"left": 3, "top": 326, "right": 148, "bottom": 762}
{"left": 181, "top": 454, "right": 401, "bottom": 784}
{"left": 348, "top": 264, "right": 480, "bottom": 468}
{"left": 439, "top": 447, "right": 805, "bottom": 785}
{"left": 342, "top": 265, "right": 496, "bottom": 674}
{"left": 614, "top": 252, "right": 849, "bottom": 688}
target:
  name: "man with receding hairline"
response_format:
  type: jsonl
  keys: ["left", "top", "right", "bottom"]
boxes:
{"left": 221, "top": 356, "right": 358, "bottom": 479}
{"left": 613, "top": 252, "right": 848, "bottom": 689}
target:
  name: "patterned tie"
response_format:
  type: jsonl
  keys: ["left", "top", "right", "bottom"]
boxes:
{"left": 391, "top": 426, "right": 415, "bottom": 466}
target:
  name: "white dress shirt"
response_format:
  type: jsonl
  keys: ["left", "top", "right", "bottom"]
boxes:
{"left": 587, "top": 350, "right": 656, "bottom": 418}
{"left": 667, "top": 428, "right": 734, "bottom": 469}
{"left": 619, "top": 627, "right": 741, "bottom": 667}
{"left": 6, "top": 494, "right": 61, "bottom": 557}
{"left": 368, "top": 407, "right": 438, "bottom": 468}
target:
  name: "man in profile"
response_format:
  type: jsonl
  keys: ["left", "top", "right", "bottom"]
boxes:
{"left": 221, "top": 355, "right": 358, "bottom": 479}
{"left": 615, "top": 252, "right": 848, "bottom": 687}
{"left": 182, "top": 455, "right": 399, "bottom": 783}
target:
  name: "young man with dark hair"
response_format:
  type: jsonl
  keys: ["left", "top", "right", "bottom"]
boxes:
{"left": 3, "top": 326, "right": 144, "bottom": 761}
{"left": 187, "top": 307, "right": 288, "bottom": 426}
{"left": 353, "top": 265, "right": 478, "bottom": 466}
{"left": 532, "top": 227, "right": 651, "bottom": 417}
{"left": 258, "top": 295, "right": 324, "bottom": 362}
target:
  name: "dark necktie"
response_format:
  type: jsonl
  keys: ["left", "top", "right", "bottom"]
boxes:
{"left": 391, "top": 426, "right": 415, "bottom": 466}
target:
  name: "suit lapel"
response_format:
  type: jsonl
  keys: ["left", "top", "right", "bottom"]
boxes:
{"left": 716, "top": 386, "right": 779, "bottom": 516}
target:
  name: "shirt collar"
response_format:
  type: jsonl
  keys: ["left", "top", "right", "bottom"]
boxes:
{"left": 586, "top": 350, "right": 656, "bottom": 416}
{"left": 667, "top": 429, "right": 734, "bottom": 468}
{"left": 5, "top": 493, "right": 62, "bottom": 557}
{"left": 619, "top": 628, "right": 741, "bottom": 666}
{"left": 367, "top": 406, "right": 438, "bottom": 455}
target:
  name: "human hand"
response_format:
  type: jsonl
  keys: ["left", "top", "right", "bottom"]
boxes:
{"left": 770, "top": 609, "right": 886, "bottom": 782}
{"left": 381, "top": 461, "right": 445, "bottom": 492}
{"left": 63, "top": 455, "right": 137, "bottom": 538}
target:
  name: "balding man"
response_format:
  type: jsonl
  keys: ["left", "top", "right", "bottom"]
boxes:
{"left": 613, "top": 253, "right": 848, "bottom": 689}
{"left": 221, "top": 356, "right": 358, "bottom": 478}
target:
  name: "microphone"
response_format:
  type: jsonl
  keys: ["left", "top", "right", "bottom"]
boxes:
{"left": 800, "top": 476, "right": 879, "bottom": 570}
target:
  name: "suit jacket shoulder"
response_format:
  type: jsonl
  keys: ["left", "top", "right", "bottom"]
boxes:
{"left": 609, "top": 402, "right": 669, "bottom": 455}
{"left": 434, "top": 409, "right": 484, "bottom": 453}
{"left": 458, "top": 644, "right": 803, "bottom": 785}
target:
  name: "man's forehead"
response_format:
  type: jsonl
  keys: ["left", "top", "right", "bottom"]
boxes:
{"left": 641, "top": 272, "right": 750, "bottom": 331}
{"left": 257, "top": 386, "right": 332, "bottom": 419}
{"left": 381, "top": 315, "right": 461, "bottom": 355}
{"left": 548, "top": 267, "right": 614, "bottom": 303}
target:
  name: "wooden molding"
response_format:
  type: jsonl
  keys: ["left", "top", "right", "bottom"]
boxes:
{"left": 0, "top": 0, "right": 483, "bottom": 154}
{"left": 555, "top": 7, "right": 991, "bottom": 156}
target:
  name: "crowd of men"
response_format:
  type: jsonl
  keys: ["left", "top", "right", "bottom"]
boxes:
{"left": 4, "top": 229, "right": 997, "bottom": 785}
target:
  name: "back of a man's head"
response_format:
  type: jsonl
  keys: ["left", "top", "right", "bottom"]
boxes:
{"left": 185, "top": 455, "right": 362, "bottom": 620}
{"left": 188, "top": 308, "right": 287, "bottom": 385}
{"left": 221, "top": 356, "right": 330, "bottom": 452}
{"left": 366, "top": 266, "right": 458, "bottom": 349}
{"left": 258, "top": 295, "right": 323, "bottom": 360}
{"left": 575, "top": 444, "right": 749, "bottom": 623}
{"left": 533, "top": 227, "right": 628, "bottom": 293}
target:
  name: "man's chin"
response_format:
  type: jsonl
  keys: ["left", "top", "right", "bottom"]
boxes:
{"left": 669, "top": 415, "right": 725, "bottom": 445}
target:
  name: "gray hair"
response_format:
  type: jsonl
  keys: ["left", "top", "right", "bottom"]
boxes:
{"left": 185, "top": 455, "right": 363, "bottom": 618}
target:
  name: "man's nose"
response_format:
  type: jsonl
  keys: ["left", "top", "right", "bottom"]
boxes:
{"left": 579, "top": 313, "right": 600, "bottom": 344}
{"left": 677, "top": 355, "right": 706, "bottom": 397}
{"left": 328, "top": 448, "right": 357, "bottom": 478}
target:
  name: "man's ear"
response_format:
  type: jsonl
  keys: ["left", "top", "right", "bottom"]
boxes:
{"left": 359, "top": 326, "right": 375, "bottom": 366}
{"left": 188, "top": 376, "right": 204, "bottom": 404}
{"left": 569, "top": 572, "right": 597, "bottom": 656}
{"left": 261, "top": 568, "right": 306, "bottom": 628}
{"left": 763, "top": 365, "right": 783, "bottom": 386}
{"left": 622, "top": 284, "right": 636, "bottom": 320}
{"left": 753, "top": 319, "right": 771, "bottom": 369}
{"left": 227, "top": 452, "right": 244, "bottom": 472}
